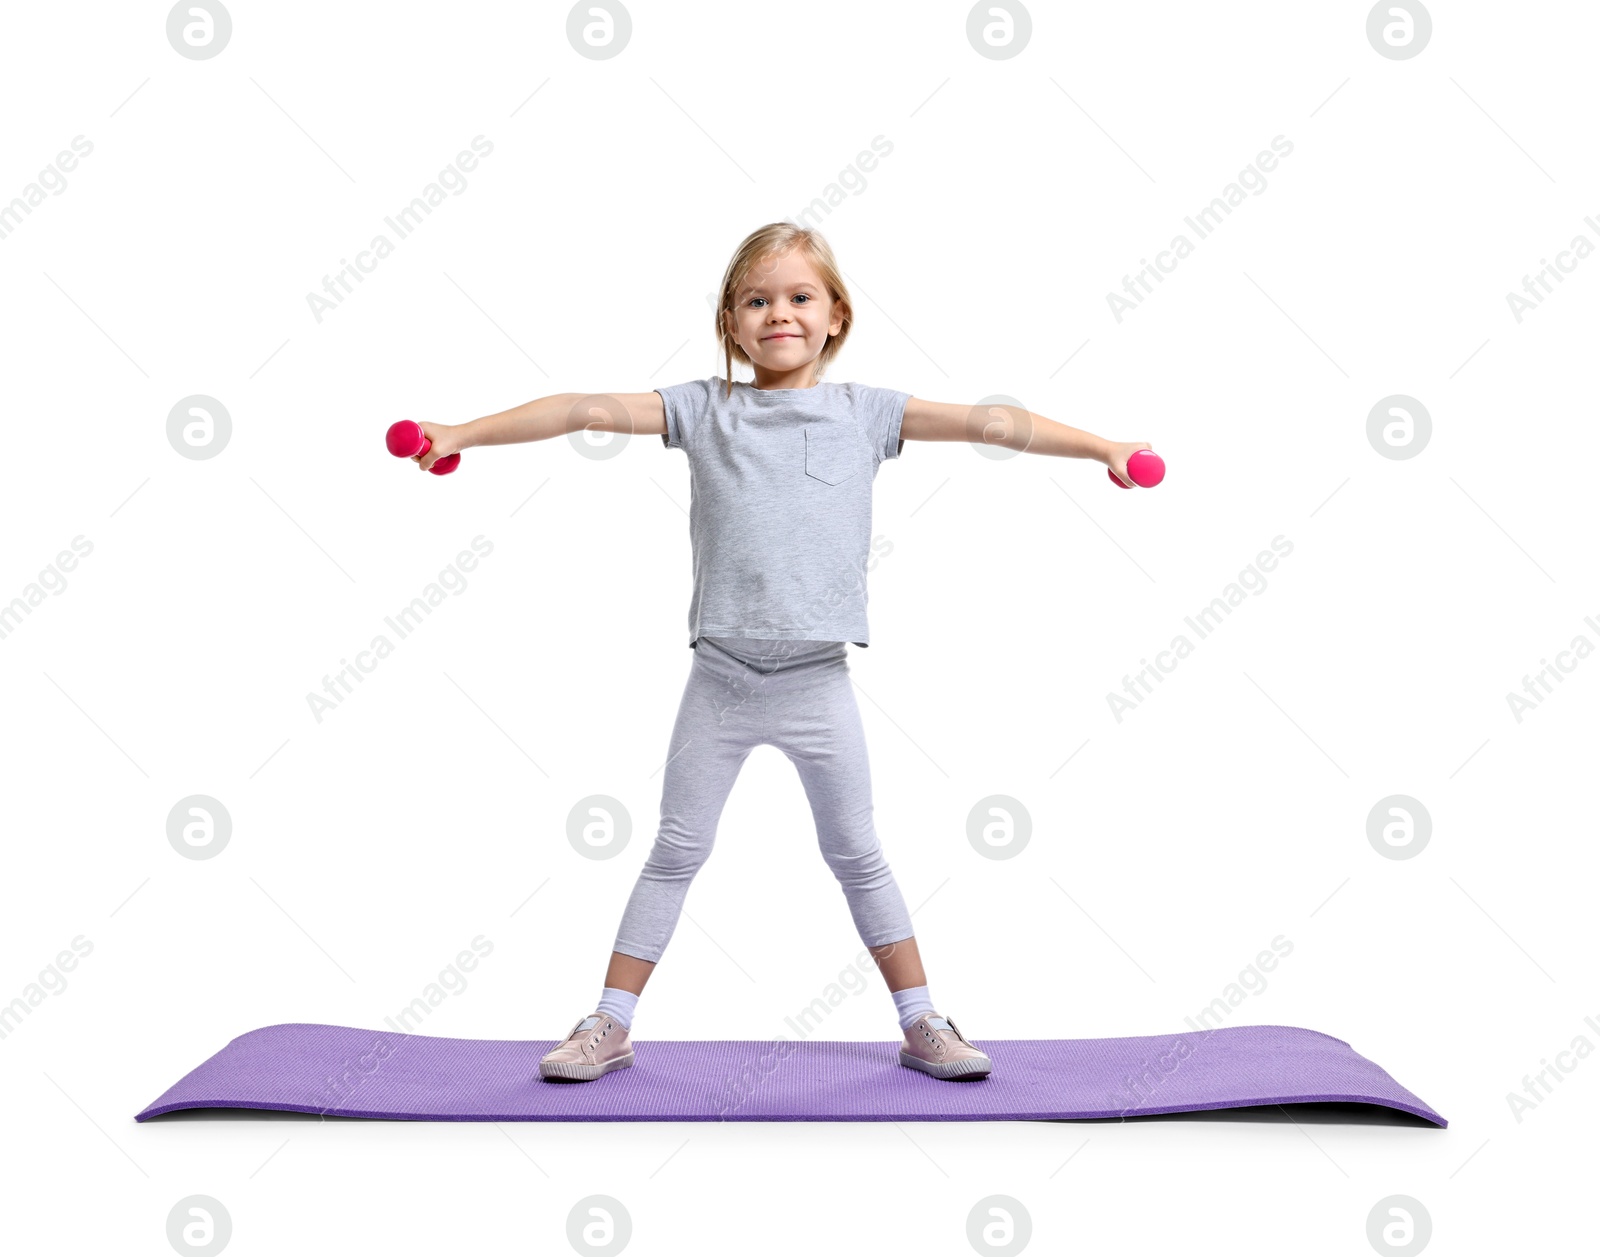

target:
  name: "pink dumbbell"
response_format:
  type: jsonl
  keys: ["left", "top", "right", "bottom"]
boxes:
{"left": 1109, "top": 448, "right": 1164, "bottom": 489}
{"left": 386, "top": 420, "right": 460, "bottom": 475}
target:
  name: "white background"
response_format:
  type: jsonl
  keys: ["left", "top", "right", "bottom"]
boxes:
{"left": 1, "top": 1, "right": 1594, "bottom": 1253}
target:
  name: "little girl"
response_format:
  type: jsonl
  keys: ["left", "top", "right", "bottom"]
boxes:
{"left": 406, "top": 223, "right": 1149, "bottom": 1084}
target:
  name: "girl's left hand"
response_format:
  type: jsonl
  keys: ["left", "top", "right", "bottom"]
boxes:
{"left": 1105, "top": 441, "right": 1153, "bottom": 487}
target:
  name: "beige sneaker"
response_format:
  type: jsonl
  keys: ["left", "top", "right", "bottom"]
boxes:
{"left": 539, "top": 1012, "right": 634, "bottom": 1081}
{"left": 899, "top": 1012, "right": 992, "bottom": 1080}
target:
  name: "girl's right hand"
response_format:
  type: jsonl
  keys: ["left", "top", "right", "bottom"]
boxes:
{"left": 1103, "top": 440, "right": 1153, "bottom": 488}
{"left": 411, "top": 422, "right": 464, "bottom": 472}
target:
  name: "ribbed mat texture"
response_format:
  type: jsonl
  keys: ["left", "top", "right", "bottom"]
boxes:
{"left": 135, "top": 1021, "right": 1444, "bottom": 1125}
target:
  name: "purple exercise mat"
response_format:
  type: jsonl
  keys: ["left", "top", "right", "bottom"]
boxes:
{"left": 135, "top": 1022, "right": 1445, "bottom": 1126}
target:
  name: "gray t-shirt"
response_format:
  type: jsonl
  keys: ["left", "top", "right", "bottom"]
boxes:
{"left": 656, "top": 375, "right": 910, "bottom": 648}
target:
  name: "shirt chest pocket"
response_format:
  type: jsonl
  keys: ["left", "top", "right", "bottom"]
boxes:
{"left": 803, "top": 425, "right": 865, "bottom": 486}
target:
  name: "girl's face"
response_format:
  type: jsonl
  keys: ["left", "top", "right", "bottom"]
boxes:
{"left": 724, "top": 248, "right": 844, "bottom": 379}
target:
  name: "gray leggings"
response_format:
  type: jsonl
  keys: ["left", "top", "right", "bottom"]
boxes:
{"left": 612, "top": 635, "right": 916, "bottom": 963}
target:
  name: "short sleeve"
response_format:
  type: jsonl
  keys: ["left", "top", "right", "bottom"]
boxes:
{"left": 847, "top": 382, "right": 911, "bottom": 463}
{"left": 656, "top": 377, "right": 716, "bottom": 451}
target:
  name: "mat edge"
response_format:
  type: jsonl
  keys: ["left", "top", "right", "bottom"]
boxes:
{"left": 136, "top": 1093, "right": 1445, "bottom": 1127}
{"left": 218, "top": 1020, "right": 1357, "bottom": 1050}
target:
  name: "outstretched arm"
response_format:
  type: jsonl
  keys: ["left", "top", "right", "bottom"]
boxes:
{"left": 900, "top": 396, "right": 1151, "bottom": 486}
{"left": 405, "top": 392, "right": 667, "bottom": 472}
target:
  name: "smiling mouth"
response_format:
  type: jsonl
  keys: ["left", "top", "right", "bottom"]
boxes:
{"left": 764, "top": 334, "right": 799, "bottom": 340}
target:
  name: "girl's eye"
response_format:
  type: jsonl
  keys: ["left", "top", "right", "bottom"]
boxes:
{"left": 747, "top": 294, "right": 811, "bottom": 307}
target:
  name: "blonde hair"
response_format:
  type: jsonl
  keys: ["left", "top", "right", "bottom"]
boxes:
{"left": 715, "top": 223, "right": 853, "bottom": 400}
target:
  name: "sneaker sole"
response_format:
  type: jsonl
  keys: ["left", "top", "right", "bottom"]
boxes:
{"left": 899, "top": 1049, "right": 992, "bottom": 1080}
{"left": 540, "top": 1051, "right": 635, "bottom": 1081}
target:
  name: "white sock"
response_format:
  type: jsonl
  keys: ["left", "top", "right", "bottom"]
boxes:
{"left": 891, "top": 984, "right": 935, "bottom": 1030}
{"left": 595, "top": 986, "right": 638, "bottom": 1029}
